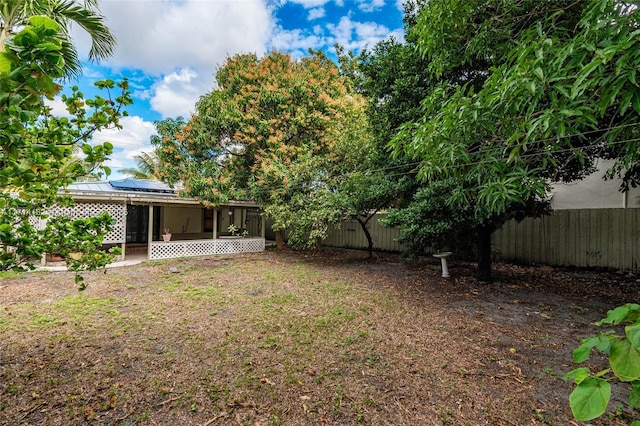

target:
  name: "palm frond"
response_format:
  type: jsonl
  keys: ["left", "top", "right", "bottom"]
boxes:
{"left": 120, "top": 152, "right": 163, "bottom": 181}
{"left": 0, "top": 0, "right": 116, "bottom": 78}
{"left": 50, "top": 0, "right": 115, "bottom": 61}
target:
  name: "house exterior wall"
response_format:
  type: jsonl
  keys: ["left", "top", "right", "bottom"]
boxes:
{"left": 550, "top": 159, "right": 640, "bottom": 209}
{"left": 216, "top": 207, "right": 237, "bottom": 234}
{"left": 162, "top": 206, "right": 204, "bottom": 236}
{"left": 245, "top": 208, "right": 262, "bottom": 236}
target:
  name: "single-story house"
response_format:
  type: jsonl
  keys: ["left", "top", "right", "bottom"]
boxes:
{"left": 41, "top": 179, "right": 265, "bottom": 263}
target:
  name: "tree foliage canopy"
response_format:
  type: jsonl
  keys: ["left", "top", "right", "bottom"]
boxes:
{"left": 0, "top": 16, "right": 131, "bottom": 285}
{"left": 156, "top": 51, "right": 375, "bottom": 247}
{"left": 387, "top": 0, "right": 640, "bottom": 279}
{"left": 0, "top": 0, "right": 116, "bottom": 79}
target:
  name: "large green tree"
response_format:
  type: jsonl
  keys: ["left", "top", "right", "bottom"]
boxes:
{"left": 356, "top": 0, "right": 473, "bottom": 259}
{"left": 149, "top": 116, "right": 187, "bottom": 184}
{"left": 156, "top": 51, "right": 373, "bottom": 249}
{"left": 350, "top": 1, "right": 444, "bottom": 254}
{"left": 389, "top": 0, "right": 639, "bottom": 281}
{"left": 0, "top": 0, "right": 116, "bottom": 78}
{"left": 0, "top": 16, "right": 131, "bottom": 286}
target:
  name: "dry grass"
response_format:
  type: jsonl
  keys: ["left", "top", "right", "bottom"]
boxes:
{"left": 0, "top": 248, "right": 637, "bottom": 425}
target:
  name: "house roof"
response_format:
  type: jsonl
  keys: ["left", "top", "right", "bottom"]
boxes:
{"left": 109, "top": 179, "right": 176, "bottom": 194}
{"left": 62, "top": 179, "right": 258, "bottom": 208}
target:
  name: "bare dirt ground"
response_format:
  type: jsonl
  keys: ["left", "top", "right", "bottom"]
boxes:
{"left": 1, "top": 248, "right": 639, "bottom": 425}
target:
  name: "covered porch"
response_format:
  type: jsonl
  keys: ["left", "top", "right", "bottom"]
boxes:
{"left": 142, "top": 203, "right": 266, "bottom": 260}
{"left": 51, "top": 180, "right": 266, "bottom": 264}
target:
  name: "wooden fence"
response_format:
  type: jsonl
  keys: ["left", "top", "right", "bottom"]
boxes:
{"left": 492, "top": 208, "right": 640, "bottom": 272}
{"left": 323, "top": 217, "right": 405, "bottom": 253}
{"left": 267, "top": 209, "right": 640, "bottom": 272}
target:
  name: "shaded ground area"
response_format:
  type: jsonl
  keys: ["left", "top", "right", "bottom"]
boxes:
{"left": 1, "top": 248, "right": 638, "bottom": 425}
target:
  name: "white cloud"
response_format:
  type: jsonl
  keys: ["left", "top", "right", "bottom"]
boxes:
{"left": 357, "top": 0, "right": 385, "bottom": 13}
{"left": 150, "top": 68, "right": 204, "bottom": 118}
{"left": 286, "top": 0, "right": 331, "bottom": 8}
{"left": 271, "top": 14, "right": 403, "bottom": 56}
{"left": 308, "top": 7, "right": 326, "bottom": 20}
{"left": 45, "top": 97, "right": 71, "bottom": 118}
{"left": 95, "top": 0, "right": 273, "bottom": 75}
{"left": 270, "top": 28, "right": 329, "bottom": 55}
{"left": 91, "top": 115, "right": 158, "bottom": 175}
{"left": 327, "top": 16, "right": 403, "bottom": 51}
{"left": 76, "top": 0, "right": 275, "bottom": 120}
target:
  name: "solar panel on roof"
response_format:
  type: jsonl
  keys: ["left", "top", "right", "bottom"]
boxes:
{"left": 109, "top": 179, "right": 175, "bottom": 194}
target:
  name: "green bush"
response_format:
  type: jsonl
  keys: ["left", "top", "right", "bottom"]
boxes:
{"left": 564, "top": 303, "right": 640, "bottom": 423}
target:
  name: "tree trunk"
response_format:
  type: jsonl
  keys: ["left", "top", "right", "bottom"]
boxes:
{"left": 476, "top": 224, "right": 493, "bottom": 282}
{"left": 356, "top": 217, "right": 374, "bottom": 259}
{"left": 275, "top": 230, "right": 285, "bottom": 251}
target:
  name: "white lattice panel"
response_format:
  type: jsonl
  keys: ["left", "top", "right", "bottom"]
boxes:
{"left": 244, "top": 238, "right": 265, "bottom": 252}
{"left": 149, "top": 238, "right": 265, "bottom": 260}
{"left": 47, "top": 202, "right": 126, "bottom": 243}
{"left": 185, "top": 241, "right": 218, "bottom": 257}
{"left": 28, "top": 215, "right": 42, "bottom": 229}
{"left": 150, "top": 242, "right": 186, "bottom": 260}
{"left": 216, "top": 239, "right": 244, "bottom": 254}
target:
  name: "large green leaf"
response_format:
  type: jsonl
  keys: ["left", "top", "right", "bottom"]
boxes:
{"left": 629, "top": 381, "right": 640, "bottom": 409}
{"left": 27, "top": 16, "right": 61, "bottom": 32}
{"left": 626, "top": 322, "right": 640, "bottom": 348}
{"left": 569, "top": 377, "right": 611, "bottom": 421}
{"left": 596, "top": 304, "right": 640, "bottom": 326}
{"left": 573, "top": 334, "right": 614, "bottom": 362}
{"left": 563, "top": 367, "right": 591, "bottom": 383}
{"left": 0, "top": 52, "right": 14, "bottom": 74}
{"left": 610, "top": 339, "right": 640, "bottom": 381}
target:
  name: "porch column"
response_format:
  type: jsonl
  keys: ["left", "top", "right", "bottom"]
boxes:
{"left": 261, "top": 215, "right": 266, "bottom": 239}
{"left": 243, "top": 209, "right": 248, "bottom": 233}
{"left": 213, "top": 207, "right": 218, "bottom": 239}
{"left": 40, "top": 217, "right": 47, "bottom": 266}
{"left": 121, "top": 200, "right": 127, "bottom": 261}
{"left": 147, "top": 204, "right": 154, "bottom": 260}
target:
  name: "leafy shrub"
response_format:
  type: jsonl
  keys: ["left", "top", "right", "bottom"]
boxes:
{"left": 564, "top": 303, "right": 640, "bottom": 423}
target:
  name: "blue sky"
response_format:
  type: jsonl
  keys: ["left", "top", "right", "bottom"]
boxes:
{"left": 53, "top": 0, "right": 406, "bottom": 179}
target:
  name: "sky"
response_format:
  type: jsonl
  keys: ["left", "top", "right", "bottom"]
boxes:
{"left": 52, "top": 0, "right": 406, "bottom": 180}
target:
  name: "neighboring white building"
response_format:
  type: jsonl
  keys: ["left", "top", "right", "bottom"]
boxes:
{"left": 550, "top": 159, "right": 640, "bottom": 209}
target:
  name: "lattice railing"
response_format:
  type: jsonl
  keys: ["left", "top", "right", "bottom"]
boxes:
{"left": 149, "top": 238, "right": 265, "bottom": 260}
{"left": 45, "top": 202, "right": 127, "bottom": 243}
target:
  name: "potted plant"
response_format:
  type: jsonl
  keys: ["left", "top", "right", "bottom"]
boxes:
{"left": 227, "top": 224, "right": 239, "bottom": 237}
{"left": 162, "top": 228, "right": 172, "bottom": 242}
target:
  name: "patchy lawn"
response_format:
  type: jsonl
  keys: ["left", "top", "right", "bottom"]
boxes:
{"left": 0, "top": 248, "right": 638, "bottom": 425}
